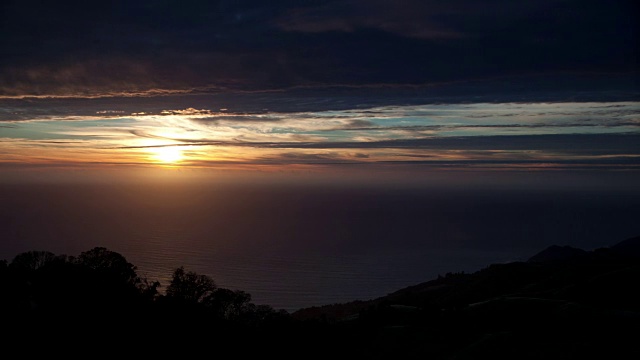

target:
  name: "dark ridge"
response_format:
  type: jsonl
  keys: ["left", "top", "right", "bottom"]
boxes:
{"left": 527, "top": 245, "right": 588, "bottom": 263}
{"left": 610, "top": 235, "right": 640, "bottom": 258}
{"left": 288, "top": 234, "right": 640, "bottom": 358}
{"left": 292, "top": 235, "right": 640, "bottom": 321}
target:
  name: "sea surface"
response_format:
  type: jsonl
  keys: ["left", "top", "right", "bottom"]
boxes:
{"left": 2, "top": 182, "right": 640, "bottom": 313}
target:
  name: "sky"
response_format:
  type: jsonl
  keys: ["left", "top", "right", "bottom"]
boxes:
{"left": 0, "top": 1, "right": 639, "bottom": 308}
{"left": 1, "top": 0, "right": 637, "bottom": 96}
{"left": 0, "top": 0, "right": 638, "bottom": 185}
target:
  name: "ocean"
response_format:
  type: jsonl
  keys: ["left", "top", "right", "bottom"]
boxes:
{"left": 2, "top": 181, "right": 639, "bottom": 313}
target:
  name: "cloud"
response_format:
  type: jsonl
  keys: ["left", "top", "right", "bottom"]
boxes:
{"left": 337, "top": 120, "right": 377, "bottom": 129}
{"left": 282, "top": 133, "right": 640, "bottom": 152}
{"left": 192, "top": 115, "right": 285, "bottom": 125}
{"left": 1, "top": 1, "right": 636, "bottom": 96}
{"left": 274, "top": 0, "right": 467, "bottom": 39}
{"left": 3, "top": 96, "right": 638, "bottom": 172}
{"left": 112, "top": 133, "right": 640, "bottom": 158}
{"left": 334, "top": 122, "right": 640, "bottom": 133}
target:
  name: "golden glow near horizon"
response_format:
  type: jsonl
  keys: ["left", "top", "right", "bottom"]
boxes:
{"left": 0, "top": 101, "right": 639, "bottom": 176}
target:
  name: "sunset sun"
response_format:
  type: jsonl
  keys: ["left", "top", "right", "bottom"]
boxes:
{"left": 152, "top": 146, "right": 183, "bottom": 163}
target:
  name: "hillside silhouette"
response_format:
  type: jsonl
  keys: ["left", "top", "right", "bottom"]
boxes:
{"left": 2, "top": 236, "right": 639, "bottom": 358}
{"left": 291, "top": 235, "right": 640, "bottom": 358}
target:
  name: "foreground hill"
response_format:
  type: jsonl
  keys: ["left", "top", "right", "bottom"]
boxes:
{"left": 291, "top": 236, "right": 640, "bottom": 358}
{"left": 2, "top": 236, "right": 638, "bottom": 358}
{"left": 294, "top": 236, "right": 640, "bottom": 320}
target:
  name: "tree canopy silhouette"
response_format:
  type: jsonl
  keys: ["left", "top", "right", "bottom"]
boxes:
{"left": 165, "top": 266, "right": 216, "bottom": 304}
{"left": 1, "top": 238, "right": 638, "bottom": 359}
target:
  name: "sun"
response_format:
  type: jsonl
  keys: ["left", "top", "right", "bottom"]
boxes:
{"left": 152, "top": 146, "right": 183, "bottom": 163}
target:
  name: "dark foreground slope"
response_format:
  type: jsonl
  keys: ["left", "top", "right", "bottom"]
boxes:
{"left": 1, "top": 237, "right": 639, "bottom": 359}
{"left": 292, "top": 236, "right": 640, "bottom": 359}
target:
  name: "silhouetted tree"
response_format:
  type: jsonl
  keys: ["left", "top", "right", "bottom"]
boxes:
{"left": 137, "top": 277, "right": 162, "bottom": 301}
{"left": 9, "top": 250, "right": 58, "bottom": 272}
{"left": 75, "top": 246, "right": 139, "bottom": 285}
{"left": 165, "top": 266, "right": 216, "bottom": 304}
{"left": 206, "top": 288, "right": 252, "bottom": 319}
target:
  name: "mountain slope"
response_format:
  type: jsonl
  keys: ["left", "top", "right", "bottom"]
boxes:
{"left": 291, "top": 235, "right": 640, "bottom": 358}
